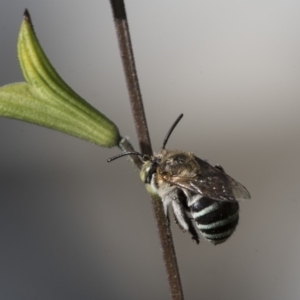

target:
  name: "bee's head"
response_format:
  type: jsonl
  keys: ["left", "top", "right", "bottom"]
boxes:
{"left": 108, "top": 114, "right": 183, "bottom": 183}
{"left": 140, "top": 160, "right": 152, "bottom": 183}
{"left": 140, "top": 158, "right": 160, "bottom": 184}
{"left": 107, "top": 151, "right": 153, "bottom": 181}
{"left": 108, "top": 151, "right": 160, "bottom": 184}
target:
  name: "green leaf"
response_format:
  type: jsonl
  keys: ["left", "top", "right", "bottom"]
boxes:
{"left": 0, "top": 9, "right": 120, "bottom": 148}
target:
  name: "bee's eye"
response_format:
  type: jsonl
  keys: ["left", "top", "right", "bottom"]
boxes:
{"left": 145, "top": 164, "right": 157, "bottom": 184}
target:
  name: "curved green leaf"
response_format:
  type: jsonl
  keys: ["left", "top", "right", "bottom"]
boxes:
{"left": 0, "top": 9, "right": 120, "bottom": 147}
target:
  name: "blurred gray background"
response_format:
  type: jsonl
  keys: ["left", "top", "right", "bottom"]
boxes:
{"left": 1, "top": 1, "right": 300, "bottom": 299}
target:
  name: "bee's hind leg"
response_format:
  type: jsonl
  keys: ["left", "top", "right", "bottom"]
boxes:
{"left": 171, "top": 191, "right": 200, "bottom": 244}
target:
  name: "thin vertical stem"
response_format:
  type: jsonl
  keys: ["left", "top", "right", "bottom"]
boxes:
{"left": 109, "top": 0, "right": 151, "bottom": 156}
{"left": 109, "top": 1, "right": 185, "bottom": 300}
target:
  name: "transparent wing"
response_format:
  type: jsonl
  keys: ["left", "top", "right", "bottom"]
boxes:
{"left": 165, "top": 157, "right": 251, "bottom": 202}
{"left": 226, "top": 176, "right": 251, "bottom": 201}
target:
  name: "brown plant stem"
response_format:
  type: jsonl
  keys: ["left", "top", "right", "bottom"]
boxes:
{"left": 109, "top": 0, "right": 151, "bottom": 156}
{"left": 119, "top": 137, "right": 143, "bottom": 170}
{"left": 109, "top": 1, "right": 185, "bottom": 300}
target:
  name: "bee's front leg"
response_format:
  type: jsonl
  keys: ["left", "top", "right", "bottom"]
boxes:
{"left": 160, "top": 191, "right": 173, "bottom": 227}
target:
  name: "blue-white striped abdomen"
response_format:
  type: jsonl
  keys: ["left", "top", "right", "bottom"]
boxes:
{"left": 189, "top": 196, "right": 239, "bottom": 245}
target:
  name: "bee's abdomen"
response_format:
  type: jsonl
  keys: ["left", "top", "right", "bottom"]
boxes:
{"left": 190, "top": 197, "right": 239, "bottom": 245}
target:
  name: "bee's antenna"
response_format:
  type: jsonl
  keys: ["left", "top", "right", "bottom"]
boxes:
{"left": 107, "top": 151, "right": 143, "bottom": 162}
{"left": 162, "top": 113, "right": 184, "bottom": 149}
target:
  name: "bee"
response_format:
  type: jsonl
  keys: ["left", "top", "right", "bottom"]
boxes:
{"left": 108, "top": 114, "right": 250, "bottom": 244}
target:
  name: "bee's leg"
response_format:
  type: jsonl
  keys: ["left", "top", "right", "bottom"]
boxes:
{"left": 171, "top": 193, "right": 200, "bottom": 244}
{"left": 161, "top": 193, "right": 173, "bottom": 226}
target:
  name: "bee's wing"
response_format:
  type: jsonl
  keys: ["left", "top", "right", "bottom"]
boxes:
{"left": 166, "top": 157, "right": 251, "bottom": 202}
{"left": 225, "top": 175, "right": 251, "bottom": 201}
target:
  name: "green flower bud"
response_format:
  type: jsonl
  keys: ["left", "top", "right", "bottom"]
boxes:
{"left": 0, "top": 9, "right": 120, "bottom": 148}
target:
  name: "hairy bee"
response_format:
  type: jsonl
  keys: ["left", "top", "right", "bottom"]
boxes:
{"left": 108, "top": 114, "right": 250, "bottom": 244}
